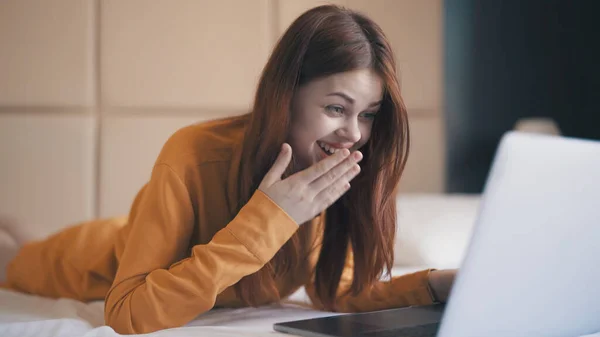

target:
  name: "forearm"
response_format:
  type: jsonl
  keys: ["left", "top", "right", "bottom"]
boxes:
{"left": 307, "top": 269, "right": 436, "bottom": 313}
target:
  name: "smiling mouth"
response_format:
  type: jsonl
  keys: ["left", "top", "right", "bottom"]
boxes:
{"left": 317, "top": 141, "right": 345, "bottom": 156}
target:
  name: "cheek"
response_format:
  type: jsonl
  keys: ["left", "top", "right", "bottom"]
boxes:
{"left": 299, "top": 114, "right": 332, "bottom": 141}
{"left": 360, "top": 123, "right": 373, "bottom": 144}
{"left": 288, "top": 123, "right": 316, "bottom": 151}
{"left": 290, "top": 105, "right": 322, "bottom": 140}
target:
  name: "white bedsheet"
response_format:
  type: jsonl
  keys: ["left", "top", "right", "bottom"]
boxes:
{"left": 2, "top": 193, "right": 598, "bottom": 337}
{"left": 3, "top": 267, "right": 600, "bottom": 337}
{"left": 1, "top": 287, "right": 322, "bottom": 337}
{"left": 0, "top": 267, "right": 421, "bottom": 337}
{"left": 0, "top": 291, "right": 331, "bottom": 336}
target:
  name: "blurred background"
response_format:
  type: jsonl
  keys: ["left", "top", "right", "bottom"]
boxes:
{"left": 0, "top": 0, "right": 598, "bottom": 240}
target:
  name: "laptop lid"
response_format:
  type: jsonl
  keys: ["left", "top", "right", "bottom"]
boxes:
{"left": 438, "top": 132, "right": 600, "bottom": 337}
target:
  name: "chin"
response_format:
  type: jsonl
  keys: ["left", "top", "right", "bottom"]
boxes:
{"left": 292, "top": 154, "right": 311, "bottom": 172}
{"left": 294, "top": 146, "right": 326, "bottom": 170}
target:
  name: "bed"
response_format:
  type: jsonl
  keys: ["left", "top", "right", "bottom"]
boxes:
{"left": 2, "top": 194, "right": 598, "bottom": 337}
{"left": 0, "top": 266, "right": 428, "bottom": 337}
{"left": 0, "top": 194, "right": 477, "bottom": 336}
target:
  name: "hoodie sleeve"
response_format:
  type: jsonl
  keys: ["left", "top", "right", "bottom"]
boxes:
{"left": 104, "top": 163, "right": 299, "bottom": 334}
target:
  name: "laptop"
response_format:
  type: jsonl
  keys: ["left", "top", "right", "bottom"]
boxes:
{"left": 274, "top": 131, "right": 600, "bottom": 337}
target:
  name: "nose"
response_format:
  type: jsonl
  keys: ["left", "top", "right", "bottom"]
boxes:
{"left": 336, "top": 117, "right": 362, "bottom": 143}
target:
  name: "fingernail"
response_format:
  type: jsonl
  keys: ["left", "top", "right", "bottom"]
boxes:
{"left": 341, "top": 149, "right": 350, "bottom": 157}
{"left": 353, "top": 151, "right": 363, "bottom": 161}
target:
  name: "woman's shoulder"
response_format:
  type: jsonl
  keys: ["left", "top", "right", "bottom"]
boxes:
{"left": 155, "top": 113, "right": 249, "bottom": 171}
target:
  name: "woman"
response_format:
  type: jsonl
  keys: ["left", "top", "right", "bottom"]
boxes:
{"left": 4, "top": 5, "right": 455, "bottom": 335}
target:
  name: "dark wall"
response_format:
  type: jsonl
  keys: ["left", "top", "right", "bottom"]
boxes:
{"left": 444, "top": 0, "right": 600, "bottom": 193}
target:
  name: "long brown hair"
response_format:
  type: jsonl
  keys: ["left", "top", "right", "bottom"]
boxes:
{"left": 234, "top": 5, "right": 410, "bottom": 310}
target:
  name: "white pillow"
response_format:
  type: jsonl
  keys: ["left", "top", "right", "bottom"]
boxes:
{"left": 394, "top": 194, "right": 480, "bottom": 269}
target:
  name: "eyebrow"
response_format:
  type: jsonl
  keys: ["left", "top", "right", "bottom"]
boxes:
{"left": 326, "top": 92, "right": 382, "bottom": 107}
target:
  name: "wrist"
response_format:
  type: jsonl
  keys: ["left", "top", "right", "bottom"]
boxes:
{"left": 427, "top": 269, "right": 455, "bottom": 304}
{"left": 427, "top": 269, "right": 442, "bottom": 304}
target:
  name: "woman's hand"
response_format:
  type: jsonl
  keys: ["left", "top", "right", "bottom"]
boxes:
{"left": 258, "top": 143, "right": 362, "bottom": 225}
{"left": 428, "top": 269, "right": 458, "bottom": 303}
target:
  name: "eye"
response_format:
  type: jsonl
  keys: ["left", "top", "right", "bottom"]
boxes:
{"left": 360, "top": 112, "right": 378, "bottom": 121}
{"left": 325, "top": 105, "right": 344, "bottom": 115}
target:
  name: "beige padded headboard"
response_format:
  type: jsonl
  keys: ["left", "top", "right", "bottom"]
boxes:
{"left": 0, "top": 0, "right": 444, "bottom": 241}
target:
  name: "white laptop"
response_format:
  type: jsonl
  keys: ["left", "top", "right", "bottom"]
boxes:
{"left": 274, "top": 131, "right": 600, "bottom": 337}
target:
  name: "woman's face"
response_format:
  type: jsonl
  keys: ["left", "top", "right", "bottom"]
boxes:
{"left": 289, "top": 68, "right": 384, "bottom": 170}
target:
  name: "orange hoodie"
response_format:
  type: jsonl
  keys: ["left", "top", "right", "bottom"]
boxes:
{"left": 5, "top": 115, "right": 435, "bottom": 334}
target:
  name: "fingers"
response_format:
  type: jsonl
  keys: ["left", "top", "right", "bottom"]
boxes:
{"left": 309, "top": 151, "right": 362, "bottom": 194}
{"left": 261, "top": 143, "right": 292, "bottom": 187}
{"left": 296, "top": 148, "right": 351, "bottom": 183}
{"left": 314, "top": 158, "right": 362, "bottom": 207}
